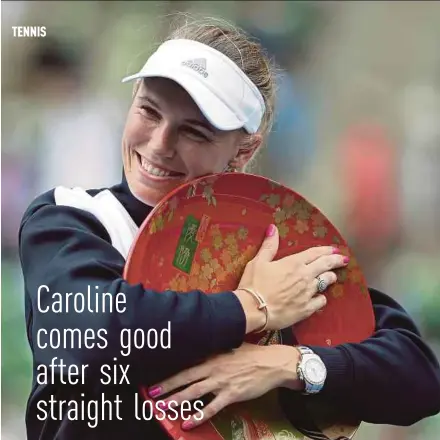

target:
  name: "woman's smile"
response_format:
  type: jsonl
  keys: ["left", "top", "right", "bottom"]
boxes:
{"left": 135, "top": 151, "right": 185, "bottom": 182}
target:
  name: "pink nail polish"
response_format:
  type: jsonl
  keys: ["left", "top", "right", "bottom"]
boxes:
{"left": 332, "top": 247, "right": 340, "bottom": 254}
{"left": 157, "top": 400, "right": 168, "bottom": 410}
{"left": 182, "top": 420, "right": 195, "bottom": 430}
{"left": 266, "top": 224, "right": 276, "bottom": 237}
{"left": 148, "top": 386, "right": 162, "bottom": 398}
{"left": 343, "top": 256, "right": 350, "bottom": 264}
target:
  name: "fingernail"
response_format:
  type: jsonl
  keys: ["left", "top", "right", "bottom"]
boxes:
{"left": 343, "top": 256, "right": 350, "bottom": 264}
{"left": 157, "top": 400, "right": 168, "bottom": 410}
{"left": 182, "top": 420, "right": 195, "bottom": 430}
{"left": 266, "top": 224, "right": 276, "bottom": 237}
{"left": 148, "top": 386, "right": 162, "bottom": 398}
{"left": 332, "top": 247, "right": 340, "bottom": 254}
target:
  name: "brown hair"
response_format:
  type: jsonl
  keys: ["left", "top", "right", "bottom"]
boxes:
{"left": 133, "top": 16, "right": 278, "bottom": 145}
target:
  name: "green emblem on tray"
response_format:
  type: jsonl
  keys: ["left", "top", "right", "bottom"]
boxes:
{"left": 173, "top": 215, "right": 200, "bottom": 273}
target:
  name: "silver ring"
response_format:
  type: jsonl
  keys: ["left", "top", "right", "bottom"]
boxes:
{"left": 316, "top": 275, "right": 327, "bottom": 293}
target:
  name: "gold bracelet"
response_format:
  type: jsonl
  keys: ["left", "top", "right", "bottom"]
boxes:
{"left": 238, "top": 287, "right": 269, "bottom": 333}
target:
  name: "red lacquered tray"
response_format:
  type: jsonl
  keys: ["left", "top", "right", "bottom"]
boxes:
{"left": 124, "top": 172, "right": 375, "bottom": 440}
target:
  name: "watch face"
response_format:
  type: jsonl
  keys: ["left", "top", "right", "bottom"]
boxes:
{"left": 304, "top": 358, "right": 326, "bottom": 384}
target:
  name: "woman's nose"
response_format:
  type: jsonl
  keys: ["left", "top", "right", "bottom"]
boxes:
{"left": 149, "top": 124, "right": 176, "bottom": 158}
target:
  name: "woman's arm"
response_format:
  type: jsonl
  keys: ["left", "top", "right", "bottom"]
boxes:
{"left": 19, "top": 190, "right": 247, "bottom": 385}
{"left": 147, "top": 289, "right": 440, "bottom": 430}
{"left": 306, "top": 288, "right": 440, "bottom": 426}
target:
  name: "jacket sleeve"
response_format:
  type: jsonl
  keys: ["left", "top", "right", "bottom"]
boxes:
{"left": 309, "top": 288, "right": 440, "bottom": 426}
{"left": 19, "top": 192, "right": 246, "bottom": 385}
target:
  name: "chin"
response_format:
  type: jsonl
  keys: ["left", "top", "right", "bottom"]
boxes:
{"left": 131, "top": 186, "right": 166, "bottom": 207}
{"left": 130, "top": 180, "right": 184, "bottom": 208}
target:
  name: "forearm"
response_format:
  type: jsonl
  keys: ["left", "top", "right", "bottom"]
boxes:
{"left": 30, "top": 279, "right": 245, "bottom": 378}
{"left": 20, "top": 199, "right": 247, "bottom": 383}
{"left": 303, "top": 289, "right": 440, "bottom": 425}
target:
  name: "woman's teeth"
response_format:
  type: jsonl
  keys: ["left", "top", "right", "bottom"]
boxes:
{"left": 140, "top": 157, "right": 173, "bottom": 177}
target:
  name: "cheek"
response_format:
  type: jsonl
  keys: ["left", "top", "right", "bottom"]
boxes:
{"left": 123, "top": 113, "right": 152, "bottom": 149}
{"left": 180, "top": 145, "right": 233, "bottom": 177}
{"left": 181, "top": 152, "right": 220, "bottom": 177}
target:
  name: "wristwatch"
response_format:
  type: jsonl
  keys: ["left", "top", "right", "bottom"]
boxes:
{"left": 295, "top": 346, "right": 327, "bottom": 395}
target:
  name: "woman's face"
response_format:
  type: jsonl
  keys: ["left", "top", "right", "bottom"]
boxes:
{"left": 122, "top": 78, "right": 260, "bottom": 206}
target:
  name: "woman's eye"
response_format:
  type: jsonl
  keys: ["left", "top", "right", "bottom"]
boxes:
{"left": 140, "top": 105, "right": 160, "bottom": 120}
{"left": 184, "top": 127, "right": 209, "bottom": 142}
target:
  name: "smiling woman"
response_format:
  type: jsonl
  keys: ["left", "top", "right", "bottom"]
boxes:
{"left": 18, "top": 14, "right": 440, "bottom": 440}
{"left": 122, "top": 73, "right": 261, "bottom": 208}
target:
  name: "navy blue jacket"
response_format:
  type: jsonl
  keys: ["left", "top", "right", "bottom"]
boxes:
{"left": 19, "top": 177, "right": 440, "bottom": 440}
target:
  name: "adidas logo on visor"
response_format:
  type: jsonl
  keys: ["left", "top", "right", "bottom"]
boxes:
{"left": 181, "top": 58, "right": 208, "bottom": 78}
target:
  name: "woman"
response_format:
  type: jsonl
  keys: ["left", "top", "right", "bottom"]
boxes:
{"left": 19, "top": 18, "right": 440, "bottom": 440}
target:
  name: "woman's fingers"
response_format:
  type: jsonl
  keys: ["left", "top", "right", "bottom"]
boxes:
{"left": 147, "top": 364, "right": 209, "bottom": 398}
{"left": 312, "top": 271, "right": 338, "bottom": 294}
{"left": 307, "top": 254, "right": 349, "bottom": 279}
{"left": 286, "top": 245, "right": 339, "bottom": 265}
{"left": 304, "top": 294, "right": 328, "bottom": 318}
{"left": 181, "top": 391, "right": 231, "bottom": 430}
{"left": 160, "top": 379, "right": 216, "bottom": 409}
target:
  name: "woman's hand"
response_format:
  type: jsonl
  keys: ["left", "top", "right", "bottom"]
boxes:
{"left": 147, "top": 343, "right": 302, "bottom": 430}
{"left": 234, "top": 224, "right": 349, "bottom": 333}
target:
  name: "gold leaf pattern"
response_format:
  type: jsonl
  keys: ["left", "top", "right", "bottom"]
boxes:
{"left": 201, "top": 263, "right": 214, "bottom": 280}
{"left": 313, "top": 226, "right": 328, "bottom": 238}
{"left": 274, "top": 209, "right": 287, "bottom": 224}
{"left": 213, "top": 235, "right": 223, "bottom": 250}
{"left": 228, "top": 244, "right": 239, "bottom": 258}
{"left": 169, "top": 196, "right": 178, "bottom": 210}
{"left": 216, "top": 269, "right": 229, "bottom": 283}
{"left": 311, "top": 212, "right": 325, "bottom": 226}
{"left": 282, "top": 194, "right": 295, "bottom": 208}
{"left": 169, "top": 277, "right": 179, "bottom": 291}
{"left": 200, "top": 248, "right": 212, "bottom": 263}
{"left": 198, "top": 277, "right": 210, "bottom": 291}
{"left": 202, "top": 185, "right": 217, "bottom": 206}
{"left": 266, "top": 194, "right": 281, "bottom": 208}
{"left": 220, "top": 248, "right": 232, "bottom": 266}
{"left": 294, "top": 220, "right": 309, "bottom": 234}
{"left": 278, "top": 222, "right": 289, "bottom": 238}
{"left": 160, "top": 177, "right": 368, "bottom": 331}
{"left": 156, "top": 214, "right": 165, "bottom": 231}
{"left": 237, "top": 226, "right": 248, "bottom": 241}
{"left": 188, "top": 275, "right": 199, "bottom": 290}
{"left": 225, "top": 233, "right": 237, "bottom": 247}
{"left": 148, "top": 197, "right": 178, "bottom": 235}
{"left": 226, "top": 262, "right": 235, "bottom": 273}
{"left": 337, "top": 269, "right": 348, "bottom": 283}
{"left": 210, "top": 258, "right": 221, "bottom": 272}
{"left": 178, "top": 276, "right": 188, "bottom": 291}
{"left": 292, "top": 200, "right": 312, "bottom": 221}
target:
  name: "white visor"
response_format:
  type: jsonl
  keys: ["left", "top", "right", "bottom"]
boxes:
{"left": 122, "top": 39, "right": 265, "bottom": 134}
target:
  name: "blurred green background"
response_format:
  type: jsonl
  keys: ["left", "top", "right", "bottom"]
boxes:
{"left": 2, "top": 1, "right": 440, "bottom": 439}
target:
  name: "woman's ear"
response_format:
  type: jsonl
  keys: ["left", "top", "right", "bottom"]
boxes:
{"left": 230, "top": 134, "right": 263, "bottom": 171}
